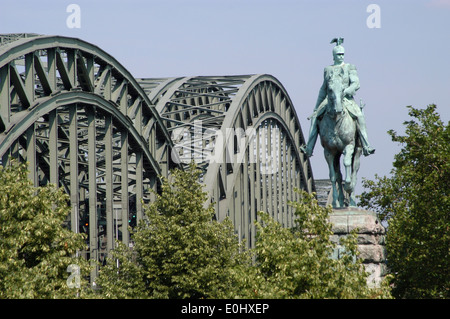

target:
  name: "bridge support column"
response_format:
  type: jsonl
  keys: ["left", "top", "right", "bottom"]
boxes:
{"left": 87, "top": 107, "right": 98, "bottom": 282}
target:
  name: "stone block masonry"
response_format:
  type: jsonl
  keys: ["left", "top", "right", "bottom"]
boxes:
{"left": 328, "top": 207, "right": 387, "bottom": 287}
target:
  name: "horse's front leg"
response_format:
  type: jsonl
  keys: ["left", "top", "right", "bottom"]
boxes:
{"left": 343, "top": 144, "right": 355, "bottom": 192}
{"left": 324, "top": 149, "right": 340, "bottom": 208}
{"left": 334, "top": 154, "right": 345, "bottom": 207}
{"left": 348, "top": 146, "right": 363, "bottom": 207}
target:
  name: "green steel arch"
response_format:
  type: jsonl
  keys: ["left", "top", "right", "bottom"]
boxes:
{"left": 0, "top": 34, "right": 179, "bottom": 278}
{"left": 0, "top": 34, "right": 316, "bottom": 275}
{"left": 137, "top": 75, "right": 315, "bottom": 248}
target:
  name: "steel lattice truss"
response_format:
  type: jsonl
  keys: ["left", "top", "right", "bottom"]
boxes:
{"left": 137, "top": 75, "right": 315, "bottom": 248}
{"left": 0, "top": 34, "right": 315, "bottom": 279}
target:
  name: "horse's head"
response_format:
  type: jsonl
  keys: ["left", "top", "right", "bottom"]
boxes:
{"left": 327, "top": 76, "right": 344, "bottom": 115}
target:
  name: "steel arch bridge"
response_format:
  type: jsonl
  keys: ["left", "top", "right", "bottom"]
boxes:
{"left": 0, "top": 34, "right": 315, "bottom": 275}
{"left": 137, "top": 75, "right": 316, "bottom": 248}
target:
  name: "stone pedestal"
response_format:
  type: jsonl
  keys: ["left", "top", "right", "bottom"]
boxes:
{"left": 328, "top": 207, "right": 387, "bottom": 287}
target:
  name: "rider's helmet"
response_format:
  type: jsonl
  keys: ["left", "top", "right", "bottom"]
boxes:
{"left": 331, "top": 37, "right": 345, "bottom": 59}
{"left": 332, "top": 44, "right": 345, "bottom": 56}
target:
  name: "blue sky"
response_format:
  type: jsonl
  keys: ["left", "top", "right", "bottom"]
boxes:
{"left": 1, "top": 0, "right": 449, "bottom": 194}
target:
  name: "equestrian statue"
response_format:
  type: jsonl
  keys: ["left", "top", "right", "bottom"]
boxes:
{"left": 300, "top": 38, "right": 375, "bottom": 208}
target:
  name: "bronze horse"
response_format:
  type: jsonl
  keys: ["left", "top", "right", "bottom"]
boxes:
{"left": 317, "top": 74, "right": 362, "bottom": 207}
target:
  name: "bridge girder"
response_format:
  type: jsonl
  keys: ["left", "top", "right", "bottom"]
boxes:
{"left": 0, "top": 34, "right": 315, "bottom": 260}
{"left": 138, "top": 74, "right": 315, "bottom": 247}
{"left": 0, "top": 34, "right": 179, "bottom": 278}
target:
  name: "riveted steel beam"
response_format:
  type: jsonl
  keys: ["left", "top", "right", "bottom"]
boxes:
{"left": 138, "top": 74, "right": 315, "bottom": 248}
{"left": 1, "top": 34, "right": 316, "bottom": 257}
{"left": 0, "top": 34, "right": 178, "bottom": 283}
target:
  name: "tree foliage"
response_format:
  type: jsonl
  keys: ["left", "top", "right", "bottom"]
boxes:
{"left": 97, "top": 163, "right": 253, "bottom": 299}
{"left": 254, "top": 191, "right": 390, "bottom": 299}
{"left": 97, "top": 164, "right": 390, "bottom": 299}
{"left": 0, "top": 160, "right": 91, "bottom": 298}
{"left": 359, "top": 104, "right": 449, "bottom": 298}
{"left": 0, "top": 159, "right": 392, "bottom": 299}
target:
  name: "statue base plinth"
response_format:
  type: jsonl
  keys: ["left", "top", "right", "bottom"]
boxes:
{"left": 329, "top": 207, "right": 387, "bottom": 287}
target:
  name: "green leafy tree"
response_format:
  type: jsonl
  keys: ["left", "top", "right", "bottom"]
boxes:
{"left": 254, "top": 190, "right": 391, "bottom": 299}
{"left": 359, "top": 104, "right": 449, "bottom": 298}
{"left": 0, "top": 160, "right": 91, "bottom": 298}
{"left": 97, "top": 163, "right": 254, "bottom": 299}
{"left": 98, "top": 164, "right": 392, "bottom": 299}
{"left": 95, "top": 240, "right": 147, "bottom": 298}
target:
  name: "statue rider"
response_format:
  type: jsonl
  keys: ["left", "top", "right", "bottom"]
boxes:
{"left": 300, "top": 38, "right": 375, "bottom": 157}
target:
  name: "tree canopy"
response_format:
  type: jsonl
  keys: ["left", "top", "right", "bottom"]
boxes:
{"left": 359, "top": 104, "right": 449, "bottom": 298}
{"left": 96, "top": 164, "right": 254, "bottom": 299}
{"left": 0, "top": 152, "right": 393, "bottom": 299}
{"left": 0, "top": 160, "right": 91, "bottom": 298}
{"left": 97, "top": 164, "right": 390, "bottom": 299}
{"left": 254, "top": 191, "right": 390, "bottom": 299}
